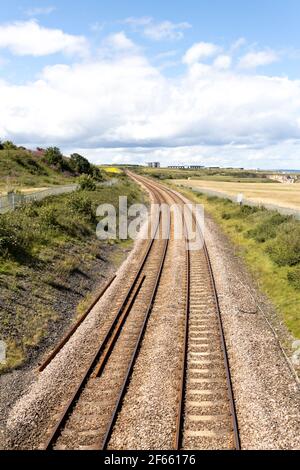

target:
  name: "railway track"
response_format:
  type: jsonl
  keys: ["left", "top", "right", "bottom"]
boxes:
{"left": 40, "top": 184, "right": 171, "bottom": 450}
{"left": 130, "top": 174, "right": 240, "bottom": 450}
{"left": 38, "top": 172, "right": 240, "bottom": 450}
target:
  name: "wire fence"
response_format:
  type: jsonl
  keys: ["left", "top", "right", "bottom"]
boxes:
{"left": 180, "top": 184, "right": 300, "bottom": 221}
{"left": 0, "top": 178, "right": 118, "bottom": 214}
{"left": 0, "top": 185, "right": 78, "bottom": 214}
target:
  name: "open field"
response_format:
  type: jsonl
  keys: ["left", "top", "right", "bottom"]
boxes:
{"left": 100, "top": 166, "right": 123, "bottom": 174}
{"left": 175, "top": 179, "right": 300, "bottom": 210}
{"left": 138, "top": 166, "right": 275, "bottom": 183}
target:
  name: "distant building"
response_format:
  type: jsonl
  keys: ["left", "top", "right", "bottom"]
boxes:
{"left": 168, "top": 165, "right": 186, "bottom": 169}
{"left": 168, "top": 165, "right": 204, "bottom": 170}
{"left": 147, "top": 162, "right": 161, "bottom": 168}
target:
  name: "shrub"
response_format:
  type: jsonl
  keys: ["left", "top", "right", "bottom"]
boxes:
{"left": 78, "top": 175, "right": 96, "bottom": 191}
{"left": 222, "top": 212, "right": 232, "bottom": 220}
{"left": 44, "top": 147, "right": 63, "bottom": 167}
{"left": 239, "top": 204, "right": 259, "bottom": 216}
{"left": 0, "top": 214, "right": 31, "bottom": 257}
{"left": 68, "top": 192, "right": 93, "bottom": 219}
{"left": 90, "top": 165, "right": 105, "bottom": 182}
{"left": 247, "top": 213, "right": 290, "bottom": 243}
{"left": 287, "top": 266, "right": 300, "bottom": 290}
{"left": 267, "top": 222, "right": 300, "bottom": 266}
{"left": 39, "top": 206, "right": 58, "bottom": 228}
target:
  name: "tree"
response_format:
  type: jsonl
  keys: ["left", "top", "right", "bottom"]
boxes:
{"left": 44, "top": 147, "right": 64, "bottom": 167}
{"left": 0, "top": 140, "right": 3, "bottom": 150}
{"left": 70, "top": 153, "right": 91, "bottom": 175}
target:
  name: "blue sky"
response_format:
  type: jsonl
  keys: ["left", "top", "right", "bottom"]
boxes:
{"left": 1, "top": 1, "right": 300, "bottom": 168}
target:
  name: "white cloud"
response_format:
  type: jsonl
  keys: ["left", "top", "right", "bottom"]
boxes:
{"left": 230, "top": 37, "right": 247, "bottom": 52}
{"left": 25, "top": 6, "right": 56, "bottom": 16}
{"left": 213, "top": 55, "right": 232, "bottom": 70}
{"left": 0, "top": 32, "right": 300, "bottom": 169}
{"left": 183, "top": 42, "right": 220, "bottom": 65}
{"left": 144, "top": 21, "right": 191, "bottom": 41}
{"left": 104, "top": 32, "right": 136, "bottom": 51}
{"left": 123, "top": 17, "right": 191, "bottom": 41}
{"left": 0, "top": 20, "right": 88, "bottom": 56}
{"left": 239, "top": 50, "right": 279, "bottom": 69}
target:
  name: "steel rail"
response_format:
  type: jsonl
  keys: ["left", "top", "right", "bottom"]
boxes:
{"left": 43, "top": 274, "right": 146, "bottom": 450}
{"left": 97, "top": 207, "right": 171, "bottom": 450}
{"left": 164, "top": 184, "right": 241, "bottom": 451}
{"left": 130, "top": 173, "right": 241, "bottom": 451}
{"left": 42, "top": 187, "right": 165, "bottom": 450}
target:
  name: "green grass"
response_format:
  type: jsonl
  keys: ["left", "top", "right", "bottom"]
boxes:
{"left": 0, "top": 148, "right": 78, "bottom": 193}
{"left": 0, "top": 176, "right": 146, "bottom": 373}
{"left": 173, "top": 185, "right": 300, "bottom": 339}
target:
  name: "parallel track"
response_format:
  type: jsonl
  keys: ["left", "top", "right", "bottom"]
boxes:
{"left": 130, "top": 173, "right": 240, "bottom": 451}
{"left": 40, "top": 172, "right": 240, "bottom": 450}
{"left": 42, "top": 185, "right": 171, "bottom": 450}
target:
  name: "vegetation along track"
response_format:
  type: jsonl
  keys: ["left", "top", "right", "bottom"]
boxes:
{"left": 37, "top": 172, "right": 239, "bottom": 450}
{"left": 130, "top": 173, "right": 240, "bottom": 450}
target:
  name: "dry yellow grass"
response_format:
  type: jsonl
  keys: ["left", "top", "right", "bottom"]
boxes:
{"left": 175, "top": 179, "right": 300, "bottom": 210}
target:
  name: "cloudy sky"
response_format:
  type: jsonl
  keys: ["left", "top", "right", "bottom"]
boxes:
{"left": 1, "top": 0, "right": 300, "bottom": 169}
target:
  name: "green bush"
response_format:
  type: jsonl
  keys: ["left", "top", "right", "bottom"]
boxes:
{"left": 287, "top": 266, "right": 300, "bottom": 290}
{"left": 78, "top": 174, "right": 97, "bottom": 191}
{"left": 247, "top": 213, "right": 290, "bottom": 243}
{"left": 0, "top": 214, "right": 32, "bottom": 256}
{"left": 39, "top": 206, "right": 58, "bottom": 228}
{"left": 267, "top": 222, "right": 300, "bottom": 266}
{"left": 222, "top": 212, "right": 232, "bottom": 220}
{"left": 68, "top": 192, "right": 93, "bottom": 219}
{"left": 239, "top": 204, "right": 259, "bottom": 216}
{"left": 44, "top": 147, "right": 63, "bottom": 166}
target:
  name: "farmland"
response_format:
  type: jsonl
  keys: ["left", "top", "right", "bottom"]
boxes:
{"left": 174, "top": 179, "right": 300, "bottom": 210}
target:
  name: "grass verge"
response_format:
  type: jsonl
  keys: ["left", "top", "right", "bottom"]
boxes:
{"left": 0, "top": 176, "right": 146, "bottom": 373}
